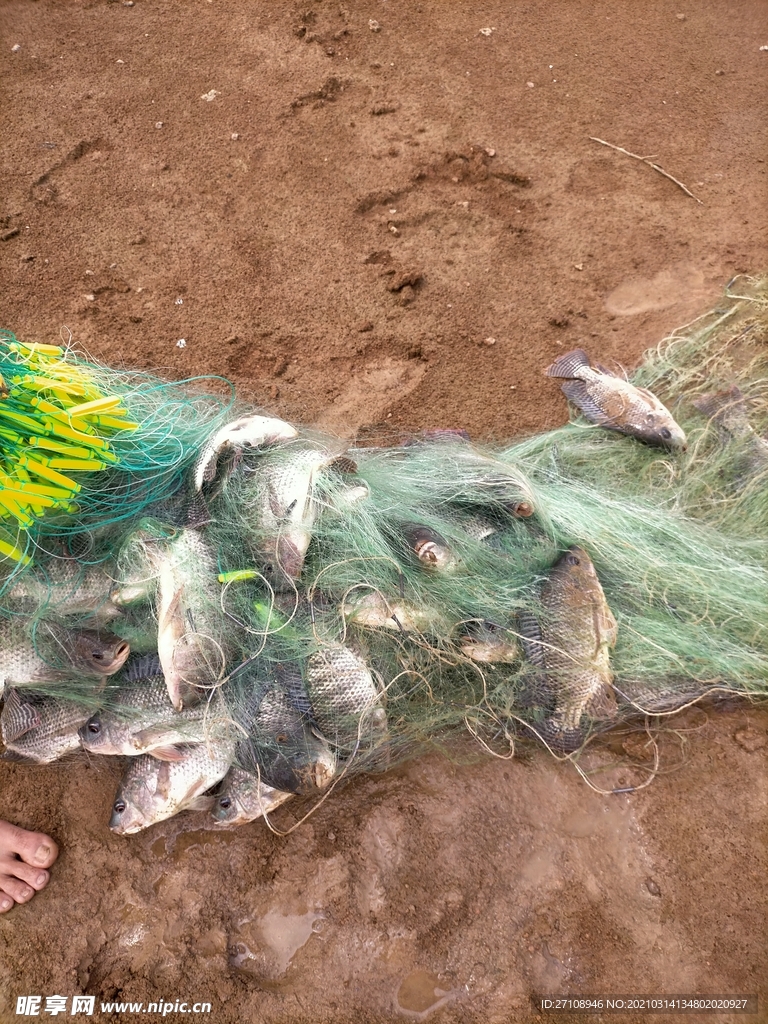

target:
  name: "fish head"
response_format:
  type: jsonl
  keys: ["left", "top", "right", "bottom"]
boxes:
{"left": 633, "top": 407, "right": 688, "bottom": 450}
{"left": 268, "top": 529, "right": 311, "bottom": 580}
{"left": 211, "top": 768, "right": 291, "bottom": 826}
{"left": 402, "top": 525, "right": 455, "bottom": 571}
{"left": 109, "top": 791, "right": 151, "bottom": 835}
{"left": 69, "top": 632, "right": 131, "bottom": 676}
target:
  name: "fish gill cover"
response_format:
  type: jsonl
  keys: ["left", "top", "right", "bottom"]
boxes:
{"left": 1, "top": 276, "right": 767, "bottom": 829}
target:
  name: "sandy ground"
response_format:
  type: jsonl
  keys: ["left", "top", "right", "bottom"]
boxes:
{"left": 1, "top": 1, "right": 767, "bottom": 1022}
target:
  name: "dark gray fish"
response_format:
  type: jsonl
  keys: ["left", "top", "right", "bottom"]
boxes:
{"left": 518, "top": 545, "right": 617, "bottom": 750}
{"left": 546, "top": 348, "right": 687, "bottom": 449}
{"left": 693, "top": 386, "right": 768, "bottom": 486}
{"left": 211, "top": 766, "right": 294, "bottom": 827}
{"left": 1, "top": 688, "right": 92, "bottom": 764}
{"left": 401, "top": 524, "right": 457, "bottom": 572}
{"left": 305, "top": 645, "right": 389, "bottom": 760}
{"left": 234, "top": 667, "right": 336, "bottom": 795}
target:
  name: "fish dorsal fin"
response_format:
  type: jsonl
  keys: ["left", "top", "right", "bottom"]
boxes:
{"left": 560, "top": 380, "right": 612, "bottom": 425}
{"left": 516, "top": 612, "right": 547, "bottom": 669}
{"left": 327, "top": 455, "right": 358, "bottom": 475}
{"left": 123, "top": 654, "right": 164, "bottom": 684}
{"left": 1, "top": 688, "right": 41, "bottom": 743}
{"left": 141, "top": 742, "right": 191, "bottom": 763}
{"left": 545, "top": 348, "right": 591, "bottom": 379}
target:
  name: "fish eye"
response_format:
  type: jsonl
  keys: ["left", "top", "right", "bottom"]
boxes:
{"left": 219, "top": 797, "right": 231, "bottom": 809}
{"left": 660, "top": 427, "right": 672, "bottom": 440}
{"left": 87, "top": 722, "right": 101, "bottom": 735}
{"left": 566, "top": 553, "right": 581, "bottom": 566}
{"left": 113, "top": 800, "right": 126, "bottom": 814}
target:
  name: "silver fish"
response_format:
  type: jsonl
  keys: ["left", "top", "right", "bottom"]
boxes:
{"left": 211, "top": 766, "right": 294, "bottom": 827}
{"left": 152, "top": 528, "right": 231, "bottom": 710}
{"left": 109, "top": 741, "right": 236, "bottom": 834}
{"left": 1, "top": 688, "right": 93, "bottom": 764}
{"left": 7, "top": 557, "right": 121, "bottom": 624}
{"left": 0, "top": 618, "right": 129, "bottom": 694}
{"left": 546, "top": 348, "right": 687, "bottom": 449}
{"left": 518, "top": 545, "right": 618, "bottom": 750}
{"left": 79, "top": 655, "right": 232, "bottom": 760}
{"left": 247, "top": 445, "right": 354, "bottom": 584}
{"left": 305, "top": 645, "right": 389, "bottom": 758}
{"left": 193, "top": 414, "right": 298, "bottom": 497}
{"left": 459, "top": 620, "right": 520, "bottom": 664}
{"left": 342, "top": 591, "right": 446, "bottom": 634}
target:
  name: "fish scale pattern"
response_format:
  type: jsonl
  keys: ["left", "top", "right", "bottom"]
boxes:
{"left": 0, "top": 278, "right": 767, "bottom": 833}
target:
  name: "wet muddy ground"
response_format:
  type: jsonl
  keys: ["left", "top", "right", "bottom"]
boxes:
{"left": 1, "top": 1, "right": 767, "bottom": 1021}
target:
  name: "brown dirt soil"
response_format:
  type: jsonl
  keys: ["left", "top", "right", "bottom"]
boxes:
{"left": 1, "top": 2, "right": 767, "bottom": 1022}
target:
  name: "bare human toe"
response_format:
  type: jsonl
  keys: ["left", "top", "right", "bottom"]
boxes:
{"left": 0, "top": 820, "right": 59, "bottom": 912}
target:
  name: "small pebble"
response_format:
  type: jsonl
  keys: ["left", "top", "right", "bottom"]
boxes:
{"left": 11, "top": 44, "right": 21, "bottom": 53}
{"left": 483, "top": 337, "right": 496, "bottom": 346}
{"left": 479, "top": 27, "right": 495, "bottom": 36}
{"left": 485, "top": 147, "right": 496, "bottom": 157}
{"left": 368, "top": 19, "right": 381, "bottom": 32}
{"left": 124, "top": 0, "right": 135, "bottom": 6}
{"left": 116, "top": 59, "right": 124, "bottom": 64}
{"left": 760, "top": 45, "right": 768, "bottom": 51}
{"left": 175, "top": 297, "right": 183, "bottom": 305}
{"left": 676, "top": 12, "right": 686, "bottom": 19}
{"left": 85, "top": 293, "right": 95, "bottom": 301}
{"left": 201, "top": 89, "right": 219, "bottom": 102}
{"left": 176, "top": 338, "right": 187, "bottom": 349}
{"left": 645, "top": 877, "right": 661, "bottom": 897}
{"left": 526, "top": 81, "right": 534, "bottom": 88}
{"left": 155, "top": 121, "right": 163, "bottom": 129}
{"left": 230, "top": 132, "right": 240, "bottom": 140}
{"left": 715, "top": 69, "right": 725, "bottom": 75}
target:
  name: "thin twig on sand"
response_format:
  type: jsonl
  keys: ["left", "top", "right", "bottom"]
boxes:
{"left": 589, "top": 136, "right": 703, "bottom": 204}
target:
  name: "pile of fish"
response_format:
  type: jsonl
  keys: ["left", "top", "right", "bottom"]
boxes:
{"left": 0, "top": 344, "right": 764, "bottom": 835}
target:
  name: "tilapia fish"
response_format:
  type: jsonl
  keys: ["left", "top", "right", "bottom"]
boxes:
{"left": 546, "top": 348, "right": 687, "bottom": 449}
{"left": 211, "top": 766, "right": 294, "bottom": 827}
{"left": 1, "top": 688, "right": 92, "bottom": 764}
{"left": 7, "top": 557, "right": 120, "bottom": 624}
{"left": 305, "top": 645, "right": 389, "bottom": 759}
{"left": 109, "top": 741, "right": 236, "bottom": 834}
{"left": 401, "top": 524, "right": 457, "bottom": 572}
{"left": 693, "top": 386, "right": 768, "bottom": 486}
{"left": 246, "top": 444, "right": 355, "bottom": 585}
{"left": 518, "top": 545, "right": 618, "bottom": 749}
{"left": 111, "top": 522, "right": 171, "bottom": 608}
{"left": 0, "top": 618, "right": 129, "bottom": 694}
{"left": 342, "top": 591, "right": 445, "bottom": 634}
{"left": 193, "top": 413, "right": 298, "bottom": 497}
{"left": 79, "top": 655, "right": 232, "bottom": 760}
{"left": 152, "top": 528, "right": 231, "bottom": 710}
{"left": 459, "top": 620, "right": 520, "bottom": 664}
{"left": 235, "top": 670, "right": 336, "bottom": 795}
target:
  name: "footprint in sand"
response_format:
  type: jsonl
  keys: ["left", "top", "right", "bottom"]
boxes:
{"left": 604, "top": 264, "right": 713, "bottom": 316}
{"left": 314, "top": 356, "right": 427, "bottom": 436}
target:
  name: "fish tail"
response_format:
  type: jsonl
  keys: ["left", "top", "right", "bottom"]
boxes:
{"left": 544, "top": 348, "right": 591, "bottom": 379}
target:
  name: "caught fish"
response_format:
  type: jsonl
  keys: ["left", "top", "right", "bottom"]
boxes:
{"left": 211, "top": 766, "right": 294, "bottom": 827}
{"left": 235, "top": 669, "right": 337, "bottom": 795}
{"left": 193, "top": 413, "right": 298, "bottom": 497}
{"left": 0, "top": 688, "right": 92, "bottom": 764}
{"left": 110, "top": 521, "right": 173, "bottom": 608}
{"left": 79, "top": 655, "right": 232, "bottom": 760}
{"left": 401, "top": 524, "right": 457, "bottom": 572}
{"left": 342, "top": 591, "right": 445, "bottom": 634}
{"left": 151, "top": 528, "right": 231, "bottom": 710}
{"left": 518, "top": 545, "right": 618, "bottom": 750}
{"left": 0, "top": 618, "right": 129, "bottom": 694}
{"left": 459, "top": 620, "right": 520, "bottom": 664}
{"left": 693, "top": 386, "right": 768, "bottom": 485}
{"left": 305, "top": 645, "right": 389, "bottom": 758}
{"left": 546, "top": 348, "right": 687, "bottom": 449}
{"left": 247, "top": 445, "right": 356, "bottom": 584}
{"left": 109, "top": 741, "right": 236, "bottom": 834}
{"left": 7, "top": 557, "right": 121, "bottom": 624}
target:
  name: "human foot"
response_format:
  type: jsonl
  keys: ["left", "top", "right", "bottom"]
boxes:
{"left": 0, "top": 820, "right": 59, "bottom": 913}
